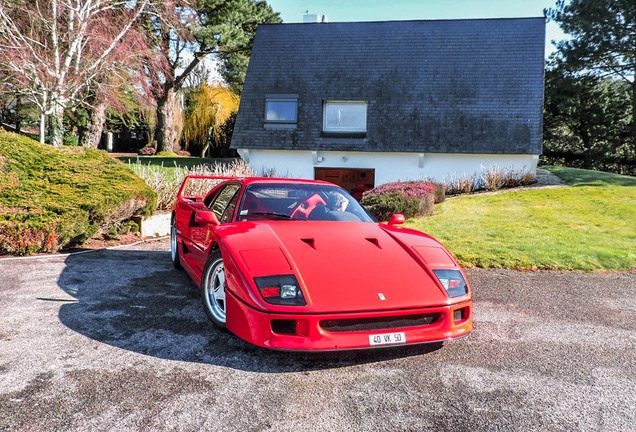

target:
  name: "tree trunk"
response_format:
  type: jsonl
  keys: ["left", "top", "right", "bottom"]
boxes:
{"left": 79, "top": 103, "right": 107, "bottom": 148}
{"left": 155, "top": 88, "right": 182, "bottom": 153}
{"left": 579, "top": 126, "right": 594, "bottom": 169}
{"left": 200, "top": 141, "right": 209, "bottom": 158}
{"left": 14, "top": 96, "right": 21, "bottom": 133}
{"left": 49, "top": 105, "right": 65, "bottom": 147}
{"left": 39, "top": 114, "right": 46, "bottom": 144}
{"left": 632, "top": 80, "right": 636, "bottom": 146}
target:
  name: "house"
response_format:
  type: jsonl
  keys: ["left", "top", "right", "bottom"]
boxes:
{"left": 231, "top": 18, "right": 545, "bottom": 192}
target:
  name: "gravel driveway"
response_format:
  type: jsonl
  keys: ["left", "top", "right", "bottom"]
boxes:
{"left": 1, "top": 239, "right": 634, "bottom": 431}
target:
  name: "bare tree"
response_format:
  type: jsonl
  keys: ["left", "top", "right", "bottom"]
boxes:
{"left": 0, "top": 0, "right": 151, "bottom": 146}
{"left": 77, "top": 43, "right": 167, "bottom": 149}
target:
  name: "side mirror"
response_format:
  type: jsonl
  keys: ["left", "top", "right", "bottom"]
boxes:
{"left": 387, "top": 214, "right": 405, "bottom": 226}
{"left": 194, "top": 210, "right": 219, "bottom": 226}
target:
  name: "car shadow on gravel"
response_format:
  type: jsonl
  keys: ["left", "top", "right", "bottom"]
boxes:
{"left": 57, "top": 249, "right": 442, "bottom": 372}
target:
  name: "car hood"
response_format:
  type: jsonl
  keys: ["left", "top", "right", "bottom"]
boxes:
{"left": 221, "top": 221, "right": 459, "bottom": 313}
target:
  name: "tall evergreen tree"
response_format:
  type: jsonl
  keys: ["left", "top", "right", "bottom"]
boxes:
{"left": 544, "top": 59, "right": 634, "bottom": 172}
{"left": 546, "top": 0, "right": 635, "bottom": 142}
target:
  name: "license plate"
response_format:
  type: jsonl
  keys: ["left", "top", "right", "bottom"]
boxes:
{"left": 369, "top": 332, "right": 406, "bottom": 346}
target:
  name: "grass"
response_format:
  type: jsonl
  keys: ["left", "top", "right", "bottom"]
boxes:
{"left": 0, "top": 131, "right": 156, "bottom": 255}
{"left": 405, "top": 166, "right": 636, "bottom": 271}
{"left": 118, "top": 156, "right": 217, "bottom": 173}
{"left": 542, "top": 165, "right": 636, "bottom": 187}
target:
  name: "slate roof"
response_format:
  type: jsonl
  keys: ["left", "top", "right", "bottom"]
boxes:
{"left": 231, "top": 18, "right": 545, "bottom": 154}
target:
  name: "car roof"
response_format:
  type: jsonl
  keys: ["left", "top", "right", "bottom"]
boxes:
{"left": 202, "top": 177, "right": 340, "bottom": 201}
{"left": 236, "top": 177, "right": 338, "bottom": 187}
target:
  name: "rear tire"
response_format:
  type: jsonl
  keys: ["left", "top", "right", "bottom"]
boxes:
{"left": 201, "top": 251, "right": 227, "bottom": 328}
{"left": 170, "top": 218, "right": 182, "bottom": 269}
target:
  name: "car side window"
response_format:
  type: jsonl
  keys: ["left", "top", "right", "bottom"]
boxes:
{"left": 210, "top": 184, "right": 241, "bottom": 222}
{"left": 220, "top": 188, "right": 241, "bottom": 224}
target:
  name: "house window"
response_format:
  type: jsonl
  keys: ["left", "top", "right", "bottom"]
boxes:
{"left": 265, "top": 96, "right": 298, "bottom": 123}
{"left": 323, "top": 101, "right": 367, "bottom": 133}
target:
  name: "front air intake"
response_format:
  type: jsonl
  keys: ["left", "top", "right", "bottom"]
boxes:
{"left": 320, "top": 313, "right": 441, "bottom": 333}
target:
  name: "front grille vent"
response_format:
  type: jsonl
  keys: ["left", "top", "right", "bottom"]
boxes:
{"left": 320, "top": 313, "right": 441, "bottom": 333}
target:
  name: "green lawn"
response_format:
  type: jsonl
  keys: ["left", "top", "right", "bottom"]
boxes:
{"left": 116, "top": 156, "right": 217, "bottom": 168}
{"left": 405, "top": 166, "right": 636, "bottom": 271}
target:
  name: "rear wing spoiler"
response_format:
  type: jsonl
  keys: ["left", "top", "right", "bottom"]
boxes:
{"left": 177, "top": 175, "right": 245, "bottom": 201}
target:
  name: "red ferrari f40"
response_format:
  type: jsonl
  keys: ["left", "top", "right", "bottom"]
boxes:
{"left": 171, "top": 176, "right": 472, "bottom": 350}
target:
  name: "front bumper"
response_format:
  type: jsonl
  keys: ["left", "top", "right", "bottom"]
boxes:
{"left": 225, "top": 291, "right": 472, "bottom": 351}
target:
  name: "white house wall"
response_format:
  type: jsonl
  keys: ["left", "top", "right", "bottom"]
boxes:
{"left": 237, "top": 149, "right": 539, "bottom": 185}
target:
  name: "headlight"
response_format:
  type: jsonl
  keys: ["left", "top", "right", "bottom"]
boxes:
{"left": 254, "top": 275, "right": 306, "bottom": 306}
{"left": 280, "top": 284, "right": 297, "bottom": 298}
{"left": 432, "top": 269, "right": 469, "bottom": 298}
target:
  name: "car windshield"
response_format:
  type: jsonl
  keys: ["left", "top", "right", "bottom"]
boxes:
{"left": 238, "top": 183, "right": 375, "bottom": 222}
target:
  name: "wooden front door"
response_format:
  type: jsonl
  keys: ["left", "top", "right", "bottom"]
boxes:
{"left": 314, "top": 168, "right": 375, "bottom": 200}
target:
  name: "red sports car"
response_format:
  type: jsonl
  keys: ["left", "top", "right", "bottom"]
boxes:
{"left": 171, "top": 176, "right": 472, "bottom": 350}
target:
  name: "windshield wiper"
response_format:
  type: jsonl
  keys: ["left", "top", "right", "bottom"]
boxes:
{"left": 248, "top": 212, "right": 295, "bottom": 220}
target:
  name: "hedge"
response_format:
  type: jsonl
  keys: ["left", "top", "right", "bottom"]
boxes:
{"left": 0, "top": 131, "right": 156, "bottom": 255}
{"left": 361, "top": 181, "right": 444, "bottom": 221}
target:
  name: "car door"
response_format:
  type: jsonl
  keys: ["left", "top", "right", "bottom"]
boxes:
{"left": 190, "top": 183, "right": 242, "bottom": 264}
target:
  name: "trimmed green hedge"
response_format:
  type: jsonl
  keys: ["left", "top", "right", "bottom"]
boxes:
{"left": 0, "top": 131, "right": 156, "bottom": 255}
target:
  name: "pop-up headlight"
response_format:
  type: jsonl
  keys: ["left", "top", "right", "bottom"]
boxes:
{"left": 254, "top": 275, "right": 306, "bottom": 306}
{"left": 432, "top": 269, "right": 469, "bottom": 298}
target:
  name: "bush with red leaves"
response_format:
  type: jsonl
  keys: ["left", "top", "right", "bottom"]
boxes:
{"left": 360, "top": 181, "right": 445, "bottom": 221}
{"left": 138, "top": 146, "right": 156, "bottom": 155}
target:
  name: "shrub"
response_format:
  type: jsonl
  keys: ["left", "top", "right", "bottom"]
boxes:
{"left": 481, "top": 166, "right": 505, "bottom": 191}
{"left": 367, "top": 180, "right": 437, "bottom": 199}
{"left": 176, "top": 150, "right": 191, "bottom": 156}
{"left": 517, "top": 170, "right": 538, "bottom": 186}
{"left": 441, "top": 166, "right": 538, "bottom": 195}
{"left": 361, "top": 181, "right": 440, "bottom": 221}
{"left": 138, "top": 146, "right": 156, "bottom": 155}
{"left": 156, "top": 151, "right": 178, "bottom": 157}
{"left": 104, "top": 220, "right": 139, "bottom": 240}
{"left": 361, "top": 192, "right": 434, "bottom": 221}
{"left": 0, "top": 131, "right": 156, "bottom": 255}
{"left": 480, "top": 165, "right": 537, "bottom": 190}
{"left": 432, "top": 183, "right": 446, "bottom": 204}
{"left": 63, "top": 135, "right": 79, "bottom": 147}
{"left": 443, "top": 173, "right": 479, "bottom": 195}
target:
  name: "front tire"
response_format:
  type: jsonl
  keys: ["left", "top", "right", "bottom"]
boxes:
{"left": 201, "top": 251, "right": 227, "bottom": 328}
{"left": 170, "top": 218, "right": 182, "bottom": 269}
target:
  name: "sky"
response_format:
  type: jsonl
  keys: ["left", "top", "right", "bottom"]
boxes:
{"left": 266, "top": 0, "right": 567, "bottom": 58}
